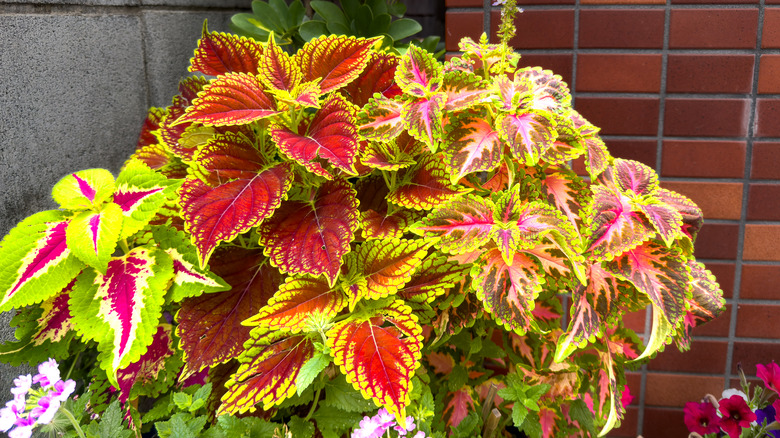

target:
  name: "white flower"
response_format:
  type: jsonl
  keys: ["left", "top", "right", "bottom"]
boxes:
{"left": 721, "top": 388, "right": 748, "bottom": 402}
{"left": 33, "top": 359, "right": 61, "bottom": 388}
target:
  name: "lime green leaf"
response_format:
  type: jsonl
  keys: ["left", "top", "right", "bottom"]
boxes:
{"left": 52, "top": 169, "right": 116, "bottom": 211}
{"left": 65, "top": 202, "right": 123, "bottom": 274}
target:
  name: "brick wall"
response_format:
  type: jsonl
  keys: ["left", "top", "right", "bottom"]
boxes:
{"left": 446, "top": 1, "right": 780, "bottom": 436}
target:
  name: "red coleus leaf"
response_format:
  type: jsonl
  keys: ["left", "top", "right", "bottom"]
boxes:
{"left": 412, "top": 194, "right": 494, "bottom": 254}
{"left": 189, "top": 130, "right": 267, "bottom": 186}
{"left": 585, "top": 185, "right": 654, "bottom": 262}
{"left": 258, "top": 34, "right": 301, "bottom": 92}
{"left": 388, "top": 155, "right": 467, "bottom": 210}
{"left": 350, "top": 238, "right": 430, "bottom": 306}
{"left": 32, "top": 281, "right": 76, "bottom": 346}
{"left": 176, "top": 73, "right": 278, "bottom": 127}
{"left": 677, "top": 261, "right": 724, "bottom": 350}
{"left": 361, "top": 208, "right": 420, "bottom": 240}
{"left": 443, "top": 112, "right": 503, "bottom": 183}
{"left": 70, "top": 246, "right": 173, "bottom": 381}
{"left": 497, "top": 111, "right": 557, "bottom": 166}
{"left": 295, "top": 35, "right": 379, "bottom": 94}
{"left": 180, "top": 161, "right": 292, "bottom": 267}
{"left": 0, "top": 211, "right": 83, "bottom": 312}
{"left": 243, "top": 275, "right": 346, "bottom": 334}
{"left": 220, "top": 332, "right": 315, "bottom": 414}
{"left": 472, "top": 248, "right": 543, "bottom": 335}
{"left": 271, "top": 93, "right": 358, "bottom": 178}
{"left": 179, "top": 76, "right": 210, "bottom": 105}
{"left": 340, "top": 52, "right": 401, "bottom": 107}
{"left": 402, "top": 93, "right": 446, "bottom": 151}
{"left": 136, "top": 107, "right": 165, "bottom": 150}
{"left": 189, "top": 21, "right": 263, "bottom": 76}
{"left": 176, "top": 247, "right": 283, "bottom": 379}
{"left": 444, "top": 387, "right": 476, "bottom": 430}
{"left": 116, "top": 324, "right": 175, "bottom": 407}
{"left": 326, "top": 300, "right": 423, "bottom": 421}
{"left": 397, "top": 254, "right": 470, "bottom": 304}
{"left": 360, "top": 141, "right": 415, "bottom": 171}
{"left": 442, "top": 71, "right": 490, "bottom": 112}
{"left": 258, "top": 178, "right": 360, "bottom": 285}
{"left": 357, "top": 94, "right": 405, "bottom": 142}
{"left": 541, "top": 169, "right": 587, "bottom": 230}
{"left": 395, "top": 44, "right": 443, "bottom": 97}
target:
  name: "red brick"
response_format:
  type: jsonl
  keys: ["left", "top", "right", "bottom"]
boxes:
{"left": 744, "top": 224, "right": 780, "bottom": 261}
{"left": 576, "top": 53, "right": 662, "bottom": 92}
{"left": 605, "top": 139, "right": 657, "bottom": 169}
{"left": 737, "top": 304, "right": 780, "bottom": 338}
{"left": 661, "top": 140, "right": 746, "bottom": 178}
{"left": 582, "top": 0, "right": 663, "bottom": 5}
{"left": 645, "top": 374, "right": 725, "bottom": 407}
{"left": 517, "top": 0, "right": 575, "bottom": 5}
{"left": 446, "top": 0, "right": 482, "bottom": 5}
{"left": 643, "top": 408, "right": 688, "bottom": 436}
{"left": 762, "top": 8, "right": 780, "bottom": 48}
{"left": 693, "top": 303, "right": 731, "bottom": 338}
{"left": 670, "top": 9, "right": 759, "bottom": 49}
{"left": 622, "top": 308, "right": 647, "bottom": 334}
{"left": 756, "top": 99, "right": 780, "bottom": 137}
{"left": 752, "top": 142, "right": 780, "bottom": 179}
{"left": 611, "top": 407, "right": 639, "bottom": 437}
{"left": 741, "top": 265, "right": 780, "bottom": 299}
{"left": 733, "top": 342, "right": 780, "bottom": 373}
{"left": 445, "top": 11, "right": 484, "bottom": 51}
{"left": 576, "top": 97, "right": 659, "bottom": 136}
{"left": 625, "top": 372, "right": 641, "bottom": 406}
{"left": 579, "top": 9, "right": 665, "bottom": 49}
{"left": 694, "top": 223, "right": 740, "bottom": 260}
{"left": 759, "top": 55, "right": 780, "bottom": 93}
{"left": 748, "top": 184, "right": 780, "bottom": 220}
{"left": 666, "top": 54, "right": 755, "bottom": 93}
{"left": 663, "top": 98, "right": 749, "bottom": 137}
{"left": 649, "top": 340, "right": 728, "bottom": 373}
{"left": 706, "top": 262, "right": 735, "bottom": 299}
{"left": 673, "top": 0, "right": 757, "bottom": 4}
{"left": 661, "top": 181, "right": 743, "bottom": 220}
{"left": 491, "top": 10, "right": 575, "bottom": 49}
{"left": 517, "top": 54, "right": 573, "bottom": 85}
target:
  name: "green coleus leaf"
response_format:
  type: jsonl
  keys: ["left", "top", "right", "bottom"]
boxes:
{"left": 219, "top": 332, "right": 315, "bottom": 414}
{"left": 65, "top": 203, "right": 123, "bottom": 274}
{"left": 357, "top": 94, "right": 405, "bottom": 142}
{"left": 402, "top": 92, "right": 446, "bottom": 152}
{"left": 296, "top": 351, "right": 331, "bottom": 396}
{"left": 0, "top": 210, "right": 84, "bottom": 312}
{"left": 114, "top": 160, "right": 173, "bottom": 239}
{"left": 70, "top": 246, "right": 173, "bottom": 384}
{"left": 258, "top": 178, "right": 360, "bottom": 285}
{"left": 176, "top": 72, "right": 279, "bottom": 127}
{"left": 472, "top": 248, "right": 543, "bottom": 335}
{"left": 189, "top": 20, "right": 263, "bottom": 76}
{"left": 312, "top": 405, "right": 364, "bottom": 438}
{"left": 258, "top": 33, "right": 301, "bottom": 92}
{"left": 412, "top": 193, "right": 494, "bottom": 255}
{"left": 51, "top": 168, "right": 115, "bottom": 211}
{"left": 388, "top": 155, "right": 468, "bottom": 210}
{"left": 243, "top": 275, "right": 346, "bottom": 334}
{"left": 442, "top": 111, "right": 502, "bottom": 183}
{"left": 497, "top": 110, "right": 557, "bottom": 166}
{"left": 294, "top": 34, "right": 380, "bottom": 93}
{"left": 395, "top": 43, "right": 443, "bottom": 98}
{"left": 677, "top": 261, "right": 725, "bottom": 350}
{"left": 327, "top": 300, "right": 423, "bottom": 422}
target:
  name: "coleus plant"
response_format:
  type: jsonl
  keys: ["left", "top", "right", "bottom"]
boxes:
{"left": 0, "top": 2, "right": 724, "bottom": 436}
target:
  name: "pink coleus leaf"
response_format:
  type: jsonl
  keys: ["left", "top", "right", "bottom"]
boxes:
{"left": 65, "top": 203, "right": 123, "bottom": 274}
{"left": 472, "top": 247, "right": 543, "bottom": 335}
{"left": 655, "top": 188, "right": 703, "bottom": 241}
{"left": 176, "top": 247, "right": 283, "bottom": 379}
{"left": 358, "top": 94, "right": 405, "bottom": 142}
{"left": 515, "top": 67, "right": 572, "bottom": 111}
{"left": 638, "top": 199, "right": 684, "bottom": 246}
{"left": 258, "top": 34, "right": 302, "bottom": 92}
{"left": 442, "top": 111, "right": 503, "bottom": 183}
{"left": 340, "top": 51, "right": 401, "bottom": 107}
{"left": 115, "top": 324, "right": 175, "bottom": 407}
{"left": 554, "top": 287, "right": 601, "bottom": 362}
{"left": 443, "top": 387, "right": 476, "bottom": 430}
{"left": 258, "top": 178, "right": 360, "bottom": 285}
{"left": 69, "top": 246, "right": 173, "bottom": 383}
{"left": 493, "top": 75, "right": 532, "bottom": 111}
{"left": 220, "top": 332, "right": 314, "bottom": 414}
{"left": 295, "top": 35, "right": 379, "bottom": 94}
{"left": 189, "top": 21, "right": 263, "bottom": 75}
{"left": 388, "top": 155, "right": 468, "bottom": 210}
{"left": 0, "top": 210, "right": 84, "bottom": 312}
{"left": 607, "top": 159, "right": 658, "bottom": 197}
{"left": 442, "top": 71, "right": 490, "bottom": 112}
{"left": 271, "top": 93, "right": 358, "bottom": 178}
{"left": 677, "top": 261, "right": 725, "bottom": 350}
{"left": 176, "top": 72, "right": 279, "bottom": 127}
{"left": 51, "top": 169, "right": 116, "bottom": 211}
{"left": 180, "top": 162, "right": 292, "bottom": 267}
{"left": 412, "top": 193, "right": 494, "bottom": 255}
{"left": 497, "top": 111, "right": 557, "bottom": 166}
{"left": 32, "top": 280, "right": 76, "bottom": 346}
{"left": 540, "top": 169, "right": 588, "bottom": 231}
{"left": 584, "top": 136, "right": 610, "bottom": 179}
{"left": 402, "top": 92, "right": 446, "bottom": 152}
{"left": 585, "top": 185, "right": 654, "bottom": 262}
{"left": 395, "top": 44, "right": 443, "bottom": 97}
{"left": 326, "top": 300, "right": 423, "bottom": 421}
{"left": 243, "top": 275, "right": 346, "bottom": 334}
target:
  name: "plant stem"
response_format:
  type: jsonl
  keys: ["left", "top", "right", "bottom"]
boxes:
{"left": 119, "top": 239, "right": 131, "bottom": 255}
{"left": 65, "top": 350, "right": 81, "bottom": 380}
{"left": 304, "top": 383, "right": 323, "bottom": 421}
{"left": 60, "top": 407, "right": 87, "bottom": 438}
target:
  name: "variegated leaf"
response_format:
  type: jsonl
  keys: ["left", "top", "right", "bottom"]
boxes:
{"left": 258, "top": 178, "right": 359, "bottom": 285}
{"left": 611, "top": 159, "right": 658, "bottom": 197}
{"left": 352, "top": 238, "right": 430, "bottom": 305}
{"left": 585, "top": 185, "right": 654, "bottom": 262}
{"left": 115, "top": 324, "right": 175, "bottom": 407}
{"left": 395, "top": 44, "right": 443, "bottom": 97}
{"left": 136, "top": 107, "right": 165, "bottom": 150}
{"left": 515, "top": 67, "right": 572, "bottom": 111}
{"left": 402, "top": 93, "right": 446, "bottom": 151}
{"left": 326, "top": 300, "right": 423, "bottom": 422}
{"left": 340, "top": 52, "right": 401, "bottom": 107}
{"left": 51, "top": 169, "right": 115, "bottom": 211}
{"left": 189, "top": 21, "right": 263, "bottom": 75}
{"left": 655, "top": 188, "right": 703, "bottom": 241}
{"left": 638, "top": 199, "right": 684, "bottom": 247}
{"left": 176, "top": 72, "right": 278, "bottom": 126}
{"left": 32, "top": 283, "right": 75, "bottom": 346}
{"left": 114, "top": 160, "right": 172, "bottom": 239}
{"left": 258, "top": 34, "right": 301, "bottom": 92}
{"left": 541, "top": 170, "right": 587, "bottom": 230}
{"left": 357, "top": 94, "right": 405, "bottom": 142}
{"left": 69, "top": 246, "right": 173, "bottom": 384}
{"left": 360, "top": 208, "right": 419, "bottom": 240}
{"left": 497, "top": 111, "right": 557, "bottom": 166}
{"left": 443, "top": 112, "right": 502, "bottom": 183}
{"left": 412, "top": 194, "right": 494, "bottom": 255}
{"left": 295, "top": 35, "right": 379, "bottom": 93}
{"left": 397, "top": 254, "right": 470, "bottom": 304}
{"left": 677, "top": 261, "right": 725, "bottom": 350}
{"left": 554, "top": 287, "right": 600, "bottom": 362}
{"left": 178, "top": 76, "right": 210, "bottom": 105}
{"left": 442, "top": 71, "right": 490, "bottom": 112}
{"left": 360, "top": 141, "right": 415, "bottom": 171}
{"left": 443, "top": 387, "right": 476, "bottom": 430}
{"left": 0, "top": 211, "right": 83, "bottom": 312}
{"left": 388, "top": 155, "right": 468, "bottom": 210}
{"left": 65, "top": 203, "right": 123, "bottom": 274}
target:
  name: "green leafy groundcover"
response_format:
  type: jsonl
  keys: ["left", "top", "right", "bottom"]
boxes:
{"left": 0, "top": 6, "right": 724, "bottom": 437}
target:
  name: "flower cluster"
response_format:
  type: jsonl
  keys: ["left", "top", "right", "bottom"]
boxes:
{"left": 685, "top": 362, "right": 780, "bottom": 438}
{"left": 352, "top": 408, "right": 426, "bottom": 438}
{"left": 0, "top": 359, "right": 76, "bottom": 438}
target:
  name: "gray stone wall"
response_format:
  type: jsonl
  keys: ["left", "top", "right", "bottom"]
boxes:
{"left": 0, "top": 0, "right": 244, "bottom": 403}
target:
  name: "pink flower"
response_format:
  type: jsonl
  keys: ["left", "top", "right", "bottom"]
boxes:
{"left": 30, "top": 395, "right": 60, "bottom": 425}
{"left": 719, "top": 394, "right": 757, "bottom": 438}
{"left": 683, "top": 401, "right": 720, "bottom": 435}
{"left": 620, "top": 386, "right": 634, "bottom": 407}
{"left": 32, "top": 359, "right": 60, "bottom": 389}
{"left": 758, "top": 362, "right": 780, "bottom": 395}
